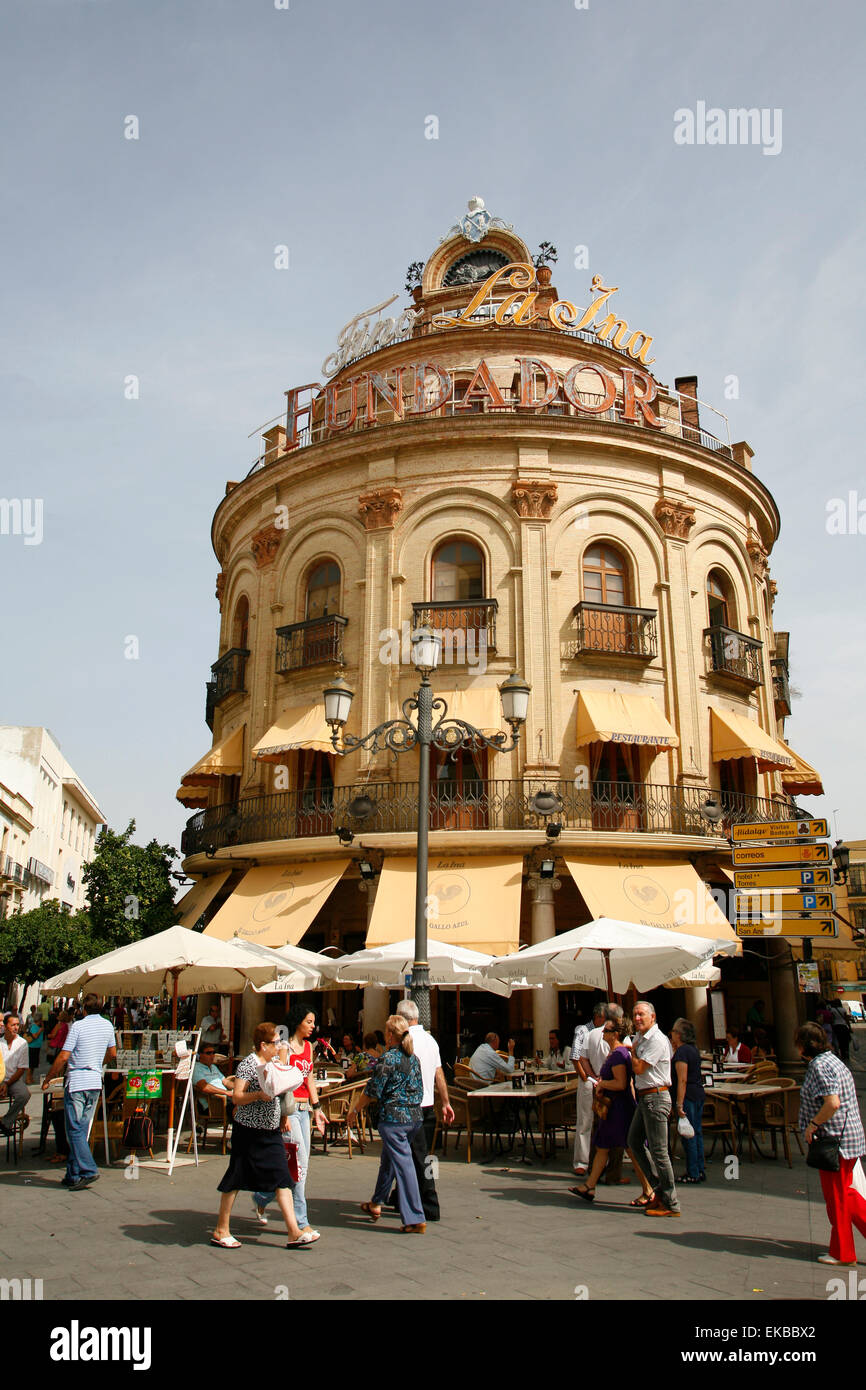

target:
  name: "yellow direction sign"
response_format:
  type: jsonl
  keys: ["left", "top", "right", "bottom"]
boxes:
{"left": 736, "top": 891, "right": 836, "bottom": 915}
{"left": 733, "top": 867, "right": 834, "bottom": 890}
{"left": 737, "top": 918, "right": 837, "bottom": 939}
{"left": 731, "top": 818, "right": 829, "bottom": 843}
{"left": 732, "top": 842, "right": 831, "bottom": 867}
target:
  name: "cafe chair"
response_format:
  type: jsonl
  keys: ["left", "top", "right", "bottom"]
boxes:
{"left": 453, "top": 1061, "right": 473, "bottom": 1080}
{"left": 744, "top": 1087, "right": 803, "bottom": 1168}
{"left": 538, "top": 1088, "right": 576, "bottom": 1159}
{"left": 432, "top": 1089, "right": 483, "bottom": 1163}
{"left": 317, "top": 1082, "right": 366, "bottom": 1157}
{"left": 2, "top": 1109, "right": 29, "bottom": 1164}
{"left": 186, "top": 1093, "right": 229, "bottom": 1155}
{"left": 701, "top": 1096, "right": 738, "bottom": 1158}
{"left": 744, "top": 1061, "right": 778, "bottom": 1083}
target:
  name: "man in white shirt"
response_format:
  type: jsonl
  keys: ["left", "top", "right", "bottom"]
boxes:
{"left": 0, "top": 1014, "right": 31, "bottom": 1133}
{"left": 43, "top": 994, "right": 117, "bottom": 1190}
{"left": 394, "top": 1000, "right": 454, "bottom": 1221}
{"left": 571, "top": 1003, "right": 607, "bottom": 1174}
{"left": 470, "top": 1033, "right": 516, "bottom": 1081}
{"left": 627, "top": 1000, "right": 680, "bottom": 1217}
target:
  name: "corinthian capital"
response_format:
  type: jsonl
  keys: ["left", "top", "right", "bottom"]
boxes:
{"left": 358, "top": 486, "right": 403, "bottom": 530}
{"left": 654, "top": 496, "right": 696, "bottom": 540}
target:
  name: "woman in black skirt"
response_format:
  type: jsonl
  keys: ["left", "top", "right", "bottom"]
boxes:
{"left": 211, "top": 1021, "right": 319, "bottom": 1249}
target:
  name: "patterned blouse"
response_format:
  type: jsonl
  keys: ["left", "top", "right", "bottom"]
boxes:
{"left": 798, "top": 1051, "right": 865, "bottom": 1159}
{"left": 232, "top": 1052, "right": 279, "bottom": 1131}
{"left": 364, "top": 1046, "right": 423, "bottom": 1125}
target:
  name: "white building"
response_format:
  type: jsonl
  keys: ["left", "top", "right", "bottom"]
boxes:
{"left": 0, "top": 727, "right": 105, "bottom": 918}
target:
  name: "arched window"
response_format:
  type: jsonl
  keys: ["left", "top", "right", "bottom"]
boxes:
{"left": 232, "top": 595, "right": 250, "bottom": 650}
{"left": 305, "top": 561, "right": 341, "bottom": 620}
{"left": 580, "top": 544, "right": 632, "bottom": 653}
{"left": 432, "top": 540, "right": 484, "bottom": 603}
{"left": 583, "top": 544, "right": 629, "bottom": 607}
{"left": 707, "top": 570, "right": 734, "bottom": 629}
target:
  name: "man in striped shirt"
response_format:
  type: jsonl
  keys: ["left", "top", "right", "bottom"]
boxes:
{"left": 43, "top": 994, "right": 116, "bottom": 1190}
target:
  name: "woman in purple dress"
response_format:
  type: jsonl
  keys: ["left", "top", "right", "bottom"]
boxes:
{"left": 570, "top": 1016, "right": 654, "bottom": 1204}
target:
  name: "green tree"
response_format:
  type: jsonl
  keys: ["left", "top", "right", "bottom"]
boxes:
{"left": 83, "top": 820, "right": 178, "bottom": 947}
{"left": 0, "top": 900, "right": 100, "bottom": 987}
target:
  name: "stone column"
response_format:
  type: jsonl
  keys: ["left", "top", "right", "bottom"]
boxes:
{"left": 239, "top": 987, "right": 267, "bottom": 1057}
{"left": 359, "top": 879, "right": 389, "bottom": 1035}
{"left": 528, "top": 871, "right": 560, "bottom": 1052}
{"left": 683, "top": 987, "right": 710, "bottom": 1048}
{"left": 768, "top": 941, "right": 803, "bottom": 1069}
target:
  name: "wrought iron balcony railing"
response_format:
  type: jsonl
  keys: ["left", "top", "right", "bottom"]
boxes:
{"left": 181, "top": 778, "right": 782, "bottom": 856}
{"left": 705, "top": 625, "right": 763, "bottom": 687}
{"left": 771, "top": 658, "right": 792, "bottom": 716}
{"left": 411, "top": 599, "right": 498, "bottom": 660}
{"left": 205, "top": 647, "right": 250, "bottom": 727}
{"left": 569, "top": 602, "right": 658, "bottom": 659}
{"left": 276, "top": 615, "right": 348, "bottom": 673}
{"left": 2, "top": 857, "right": 26, "bottom": 885}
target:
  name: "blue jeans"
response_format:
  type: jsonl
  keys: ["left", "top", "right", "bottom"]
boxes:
{"left": 64, "top": 1089, "right": 100, "bottom": 1182}
{"left": 682, "top": 1097, "right": 705, "bottom": 1179}
{"left": 627, "top": 1092, "right": 680, "bottom": 1211}
{"left": 254, "top": 1108, "right": 311, "bottom": 1227}
{"left": 372, "top": 1122, "right": 425, "bottom": 1227}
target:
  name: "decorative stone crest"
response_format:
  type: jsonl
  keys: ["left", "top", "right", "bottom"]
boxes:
{"left": 768, "top": 578, "right": 778, "bottom": 604}
{"left": 250, "top": 523, "right": 282, "bottom": 568}
{"left": 215, "top": 570, "right": 226, "bottom": 612}
{"left": 511, "top": 479, "right": 558, "bottom": 520}
{"left": 358, "top": 486, "right": 403, "bottom": 531}
{"left": 746, "top": 527, "right": 770, "bottom": 579}
{"left": 654, "top": 497, "right": 696, "bottom": 540}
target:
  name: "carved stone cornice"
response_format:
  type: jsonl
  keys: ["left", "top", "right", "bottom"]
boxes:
{"left": 746, "top": 527, "right": 770, "bottom": 579}
{"left": 215, "top": 571, "right": 226, "bottom": 612}
{"left": 511, "top": 479, "right": 558, "bottom": 520}
{"left": 654, "top": 496, "right": 696, "bottom": 540}
{"left": 768, "top": 578, "right": 778, "bottom": 604}
{"left": 250, "top": 523, "right": 283, "bottom": 569}
{"left": 358, "top": 486, "right": 403, "bottom": 531}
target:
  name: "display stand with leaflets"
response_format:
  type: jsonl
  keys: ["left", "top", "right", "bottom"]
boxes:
{"left": 93, "top": 1028, "right": 203, "bottom": 1175}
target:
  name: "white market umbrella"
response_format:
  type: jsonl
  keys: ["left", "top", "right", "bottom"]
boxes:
{"left": 483, "top": 918, "right": 737, "bottom": 996}
{"left": 333, "top": 937, "right": 515, "bottom": 997}
{"left": 242, "top": 940, "right": 349, "bottom": 993}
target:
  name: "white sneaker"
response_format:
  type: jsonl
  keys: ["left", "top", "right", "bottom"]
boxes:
{"left": 817, "top": 1254, "right": 855, "bottom": 1265}
{"left": 252, "top": 1198, "right": 268, "bottom": 1226}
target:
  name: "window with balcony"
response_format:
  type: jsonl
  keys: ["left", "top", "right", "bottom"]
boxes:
{"left": 430, "top": 747, "right": 489, "bottom": 829}
{"left": 276, "top": 560, "right": 346, "bottom": 673}
{"left": 705, "top": 569, "right": 763, "bottom": 686}
{"left": 576, "top": 544, "right": 652, "bottom": 656}
{"left": 589, "top": 744, "right": 645, "bottom": 831}
{"left": 413, "top": 540, "right": 497, "bottom": 659}
{"left": 298, "top": 752, "right": 335, "bottom": 836}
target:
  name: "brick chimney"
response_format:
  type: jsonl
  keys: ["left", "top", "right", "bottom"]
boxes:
{"left": 675, "top": 376, "right": 700, "bottom": 440}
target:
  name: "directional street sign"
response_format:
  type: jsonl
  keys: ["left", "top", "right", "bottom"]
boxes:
{"left": 732, "top": 842, "right": 831, "bottom": 867}
{"left": 731, "top": 818, "right": 829, "bottom": 843}
{"left": 735, "top": 890, "right": 836, "bottom": 915}
{"left": 733, "top": 867, "right": 834, "bottom": 890}
{"left": 736, "top": 918, "right": 838, "bottom": 939}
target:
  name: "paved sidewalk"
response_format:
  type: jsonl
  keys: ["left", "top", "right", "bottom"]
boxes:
{"left": 2, "top": 1041, "right": 864, "bottom": 1302}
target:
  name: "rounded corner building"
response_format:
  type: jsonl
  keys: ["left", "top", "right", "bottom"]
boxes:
{"left": 177, "top": 197, "right": 834, "bottom": 1065}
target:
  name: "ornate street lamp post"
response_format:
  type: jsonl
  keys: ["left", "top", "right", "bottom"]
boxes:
{"left": 323, "top": 628, "right": 530, "bottom": 1027}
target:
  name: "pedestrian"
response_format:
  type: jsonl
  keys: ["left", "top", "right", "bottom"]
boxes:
{"left": 24, "top": 1006, "right": 44, "bottom": 1083}
{"left": 41, "top": 994, "right": 116, "bottom": 1190}
{"left": 47, "top": 1010, "right": 70, "bottom": 1064}
{"left": 828, "top": 1001, "right": 852, "bottom": 1064}
{"left": 572, "top": 1003, "right": 605, "bottom": 1177}
{"left": 354, "top": 1014, "right": 426, "bottom": 1233}
{"left": 213, "top": 1022, "right": 317, "bottom": 1249}
{"left": 0, "top": 1014, "right": 31, "bottom": 1135}
{"left": 389, "top": 999, "right": 455, "bottom": 1222}
{"left": 627, "top": 1000, "right": 681, "bottom": 1217}
{"left": 670, "top": 1017, "right": 705, "bottom": 1184}
{"left": 579, "top": 1003, "right": 631, "bottom": 1185}
{"left": 796, "top": 1022, "right": 866, "bottom": 1265}
{"left": 570, "top": 1015, "right": 652, "bottom": 1204}
{"left": 251, "top": 1005, "right": 326, "bottom": 1238}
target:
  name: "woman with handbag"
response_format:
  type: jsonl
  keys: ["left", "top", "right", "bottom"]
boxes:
{"left": 212, "top": 1022, "right": 318, "bottom": 1249}
{"left": 570, "top": 1017, "right": 654, "bottom": 1205}
{"left": 252, "top": 1005, "right": 326, "bottom": 1237}
{"left": 796, "top": 1021, "right": 866, "bottom": 1265}
{"left": 353, "top": 1015, "right": 426, "bottom": 1232}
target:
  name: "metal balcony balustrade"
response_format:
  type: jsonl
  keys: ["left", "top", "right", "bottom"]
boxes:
{"left": 204, "top": 647, "right": 250, "bottom": 728}
{"left": 411, "top": 599, "right": 498, "bottom": 657}
{"left": 568, "top": 602, "right": 658, "bottom": 659}
{"left": 2, "top": 857, "right": 26, "bottom": 885}
{"left": 181, "top": 778, "right": 781, "bottom": 856}
{"left": 276, "top": 615, "right": 348, "bottom": 673}
{"left": 771, "top": 657, "right": 792, "bottom": 715}
{"left": 705, "top": 624, "right": 763, "bottom": 687}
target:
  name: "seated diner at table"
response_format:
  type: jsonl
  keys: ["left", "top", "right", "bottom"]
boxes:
{"left": 469, "top": 1033, "right": 516, "bottom": 1082}
{"left": 542, "top": 1029, "right": 571, "bottom": 1071}
{"left": 193, "top": 1045, "right": 232, "bottom": 1113}
{"left": 724, "top": 1028, "right": 751, "bottom": 1064}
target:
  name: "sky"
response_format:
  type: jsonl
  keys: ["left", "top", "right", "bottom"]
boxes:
{"left": 1, "top": 0, "right": 863, "bottom": 860}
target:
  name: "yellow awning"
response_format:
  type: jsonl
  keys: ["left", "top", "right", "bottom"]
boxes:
{"left": 564, "top": 855, "right": 738, "bottom": 943}
{"left": 176, "top": 786, "right": 209, "bottom": 807}
{"left": 780, "top": 746, "right": 824, "bottom": 797}
{"left": 575, "top": 692, "right": 679, "bottom": 749}
{"left": 438, "top": 687, "right": 503, "bottom": 737}
{"left": 203, "top": 859, "right": 350, "bottom": 946}
{"left": 174, "top": 871, "right": 231, "bottom": 928}
{"left": 253, "top": 704, "right": 336, "bottom": 762}
{"left": 181, "top": 726, "right": 244, "bottom": 786}
{"left": 710, "top": 707, "right": 795, "bottom": 772}
{"left": 366, "top": 854, "right": 523, "bottom": 955}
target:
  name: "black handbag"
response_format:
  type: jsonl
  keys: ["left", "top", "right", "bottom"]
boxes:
{"left": 806, "top": 1125, "right": 842, "bottom": 1172}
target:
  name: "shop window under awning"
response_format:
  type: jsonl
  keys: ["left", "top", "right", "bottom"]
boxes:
{"left": 366, "top": 854, "right": 523, "bottom": 956}
{"left": 575, "top": 691, "right": 679, "bottom": 749}
{"left": 181, "top": 725, "right": 245, "bottom": 787}
{"left": 563, "top": 855, "right": 738, "bottom": 944}
{"left": 709, "top": 707, "right": 794, "bottom": 772}
{"left": 203, "top": 859, "right": 351, "bottom": 947}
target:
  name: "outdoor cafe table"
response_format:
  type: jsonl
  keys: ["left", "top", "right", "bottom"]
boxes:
{"left": 708, "top": 1082, "right": 799, "bottom": 1160}
{"left": 468, "top": 1082, "right": 561, "bottom": 1164}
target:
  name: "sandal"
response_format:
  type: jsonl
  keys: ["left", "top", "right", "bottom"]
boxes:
{"left": 629, "top": 1194, "right": 652, "bottom": 1208}
{"left": 210, "top": 1235, "right": 241, "bottom": 1248}
{"left": 286, "top": 1230, "right": 320, "bottom": 1248}
{"left": 678, "top": 1175, "right": 701, "bottom": 1184}
{"left": 360, "top": 1201, "right": 382, "bottom": 1221}
{"left": 569, "top": 1185, "right": 596, "bottom": 1203}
